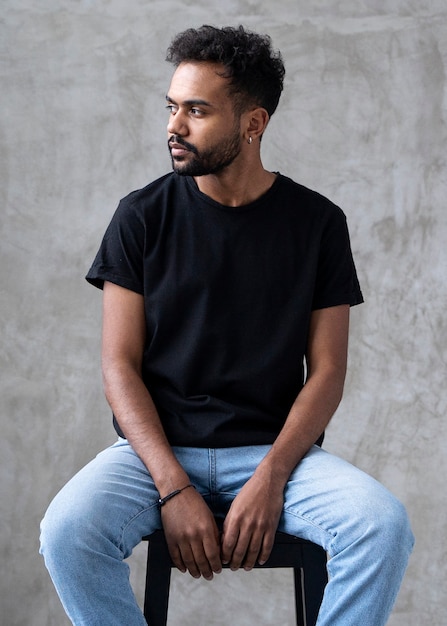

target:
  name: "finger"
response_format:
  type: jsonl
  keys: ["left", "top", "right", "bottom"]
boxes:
{"left": 187, "top": 518, "right": 222, "bottom": 578}
{"left": 203, "top": 533, "right": 223, "bottom": 575}
{"left": 194, "top": 550, "right": 215, "bottom": 580}
{"left": 242, "top": 535, "right": 264, "bottom": 571}
{"left": 220, "top": 524, "right": 239, "bottom": 565}
{"left": 257, "top": 529, "right": 276, "bottom": 566}
{"left": 183, "top": 525, "right": 221, "bottom": 581}
{"left": 180, "top": 545, "right": 201, "bottom": 579}
{"left": 227, "top": 532, "right": 252, "bottom": 571}
{"left": 185, "top": 540, "right": 218, "bottom": 581}
{"left": 167, "top": 543, "right": 187, "bottom": 574}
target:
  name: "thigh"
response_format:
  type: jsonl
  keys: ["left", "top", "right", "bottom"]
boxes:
{"left": 279, "top": 445, "right": 401, "bottom": 556}
{"left": 43, "top": 439, "right": 162, "bottom": 558}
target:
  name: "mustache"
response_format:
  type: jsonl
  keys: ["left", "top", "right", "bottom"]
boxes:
{"left": 168, "top": 136, "right": 199, "bottom": 155}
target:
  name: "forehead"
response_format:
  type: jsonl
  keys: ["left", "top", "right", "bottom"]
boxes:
{"left": 167, "top": 61, "right": 233, "bottom": 106}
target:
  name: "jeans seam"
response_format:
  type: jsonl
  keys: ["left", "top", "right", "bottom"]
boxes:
{"left": 282, "top": 506, "right": 338, "bottom": 556}
{"left": 209, "top": 448, "right": 217, "bottom": 493}
{"left": 118, "top": 502, "right": 160, "bottom": 555}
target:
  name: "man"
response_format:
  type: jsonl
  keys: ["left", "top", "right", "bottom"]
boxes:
{"left": 40, "top": 25, "right": 414, "bottom": 625}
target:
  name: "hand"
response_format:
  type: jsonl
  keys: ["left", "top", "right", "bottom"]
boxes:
{"left": 160, "top": 487, "right": 222, "bottom": 580}
{"left": 221, "top": 469, "right": 284, "bottom": 571}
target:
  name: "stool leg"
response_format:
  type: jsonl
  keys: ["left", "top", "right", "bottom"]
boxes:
{"left": 144, "top": 534, "right": 172, "bottom": 626}
{"left": 294, "top": 544, "right": 328, "bottom": 626}
{"left": 293, "top": 567, "right": 306, "bottom": 626}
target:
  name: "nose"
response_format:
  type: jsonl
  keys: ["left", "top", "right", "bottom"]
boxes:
{"left": 167, "top": 110, "right": 188, "bottom": 137}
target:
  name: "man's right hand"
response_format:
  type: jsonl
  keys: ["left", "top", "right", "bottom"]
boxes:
{"left": 160, "top": 487, "right": 222, "bottom": 580}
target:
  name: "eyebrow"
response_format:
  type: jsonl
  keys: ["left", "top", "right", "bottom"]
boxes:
{"left": 165, "top": 94, "right": 213, "bottom": 108}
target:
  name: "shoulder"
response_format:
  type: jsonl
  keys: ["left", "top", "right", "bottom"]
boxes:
{"left": 276, "top": 174, "right": 347, "bottom": 223}
{"left": 106, "top": 173, "right": 189, "bottom": 236}
{"left": 118, "top": 172, "right": 182, "bottom": 214}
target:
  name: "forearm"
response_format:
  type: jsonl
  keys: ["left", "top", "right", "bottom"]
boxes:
{"left": 220, "top": 365, "right": 345, "bottom": 570}
{"left": 256, "top": 362, "right": 346, "bottom": 487}
{"left": 100, "top": 282, "right": 221, "bottom": 579}
{"left": 102, "top": 361, "right": 189, "bottom": 494}
{"left": 255, "top": 305, "right": 350, "bottom": 486}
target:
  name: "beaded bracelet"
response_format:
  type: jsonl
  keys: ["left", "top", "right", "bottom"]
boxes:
{"left": 157, "top": 484, "right": 195, "bottom": 508}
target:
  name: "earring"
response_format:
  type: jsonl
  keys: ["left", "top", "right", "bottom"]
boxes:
{"left": 248, "top": 136, "right": 253, "bottom": 145}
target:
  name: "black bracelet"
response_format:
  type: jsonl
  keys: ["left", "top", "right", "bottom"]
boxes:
{"left": 158, "top": 484, "right": 195, "bottom": 508}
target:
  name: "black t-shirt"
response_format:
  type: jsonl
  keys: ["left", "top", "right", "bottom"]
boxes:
{"left": 86, "top": 172, "right": 363, "bottom": 447}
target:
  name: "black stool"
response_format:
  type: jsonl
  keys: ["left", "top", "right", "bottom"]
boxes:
{"left": 142, "top": 525, "right": 327, "bottom": 625}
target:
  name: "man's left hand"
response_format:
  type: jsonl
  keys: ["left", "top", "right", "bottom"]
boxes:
{"left": 220, "top": 468, "right": 284, "bottom": 571}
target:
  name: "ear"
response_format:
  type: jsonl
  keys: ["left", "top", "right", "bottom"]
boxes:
{"left": 243, "top": 107, "right": 270, "bottom": 142}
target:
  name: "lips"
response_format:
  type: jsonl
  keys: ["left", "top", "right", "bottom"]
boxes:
{"left": 168, "top": 137, "right": 197, "bottom": 157}
{"left": 170, "top": 142, "right": 190, "bottom": 157}
{"left": 169, "top": 142, "right": 188, "bottom": 150}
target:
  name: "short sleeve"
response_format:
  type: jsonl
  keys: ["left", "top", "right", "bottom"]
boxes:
{"left": 312, "top": 207, "right": 364, "bottom": 310}
{"left": 85, "top": 194, "right": 145, "bottom": 294}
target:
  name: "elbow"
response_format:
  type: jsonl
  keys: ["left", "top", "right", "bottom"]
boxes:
{"left": 327, "top": 361, "right": 347, "bottom": 407}
{"left": 306, "top": 361, "right": 347, "bottom": 412}
{"left": 101, "top": 354, "right": 142, "bottom": 404}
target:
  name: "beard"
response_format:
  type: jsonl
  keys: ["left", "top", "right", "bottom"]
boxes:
{"left": 168, "top": 127, "right": 242, "bottom": 176}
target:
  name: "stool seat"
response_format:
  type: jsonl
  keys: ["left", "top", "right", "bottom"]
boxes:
{"left": 142, "top": 524, "right": 327, "bottom": 625}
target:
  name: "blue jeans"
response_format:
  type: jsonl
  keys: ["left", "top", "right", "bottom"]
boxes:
{"left": 40, "top": 440, "right": 414, "bottom": 625}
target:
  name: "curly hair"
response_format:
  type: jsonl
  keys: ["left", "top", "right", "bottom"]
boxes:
{"left": 166, "top": 25, "right": 285, "bottom": 118}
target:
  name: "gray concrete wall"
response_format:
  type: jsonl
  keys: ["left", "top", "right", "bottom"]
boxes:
{"left": 1, "top": 2, "right": 446, "bottom": 624}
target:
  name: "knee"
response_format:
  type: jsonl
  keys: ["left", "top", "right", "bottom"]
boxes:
{"left": 357, "top": 486, "right": 414, "bottom": 558}
{"left": 40, "top": 487, "right": 104, "bottom": 566}
{"left": 40, "top": 495, "right": 81, "bottom": 562}
{"left": 381, "top": 494, "right": 414, "bottom": 553}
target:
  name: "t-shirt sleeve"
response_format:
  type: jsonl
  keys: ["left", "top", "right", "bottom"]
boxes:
{"left": 312, "top": 206, "right": 364, "bottom": 310}
{"left": 85, "top": 194, "right": 145, "bottom": 294}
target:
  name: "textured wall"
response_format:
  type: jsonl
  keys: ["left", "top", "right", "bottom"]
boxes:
{"left": 1, "top": 2, "right": 446, "bottom": 625}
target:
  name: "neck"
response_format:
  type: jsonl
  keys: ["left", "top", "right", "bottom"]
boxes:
{"left": 194, "top": 161, "right": 276, "bottom": 207}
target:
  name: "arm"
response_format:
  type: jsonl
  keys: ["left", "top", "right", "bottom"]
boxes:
{"left": 221, "top": 304, "right": 350, "bottom": 570}
{"left": 101, "top": 281, "right": 221, "bottom": 579}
